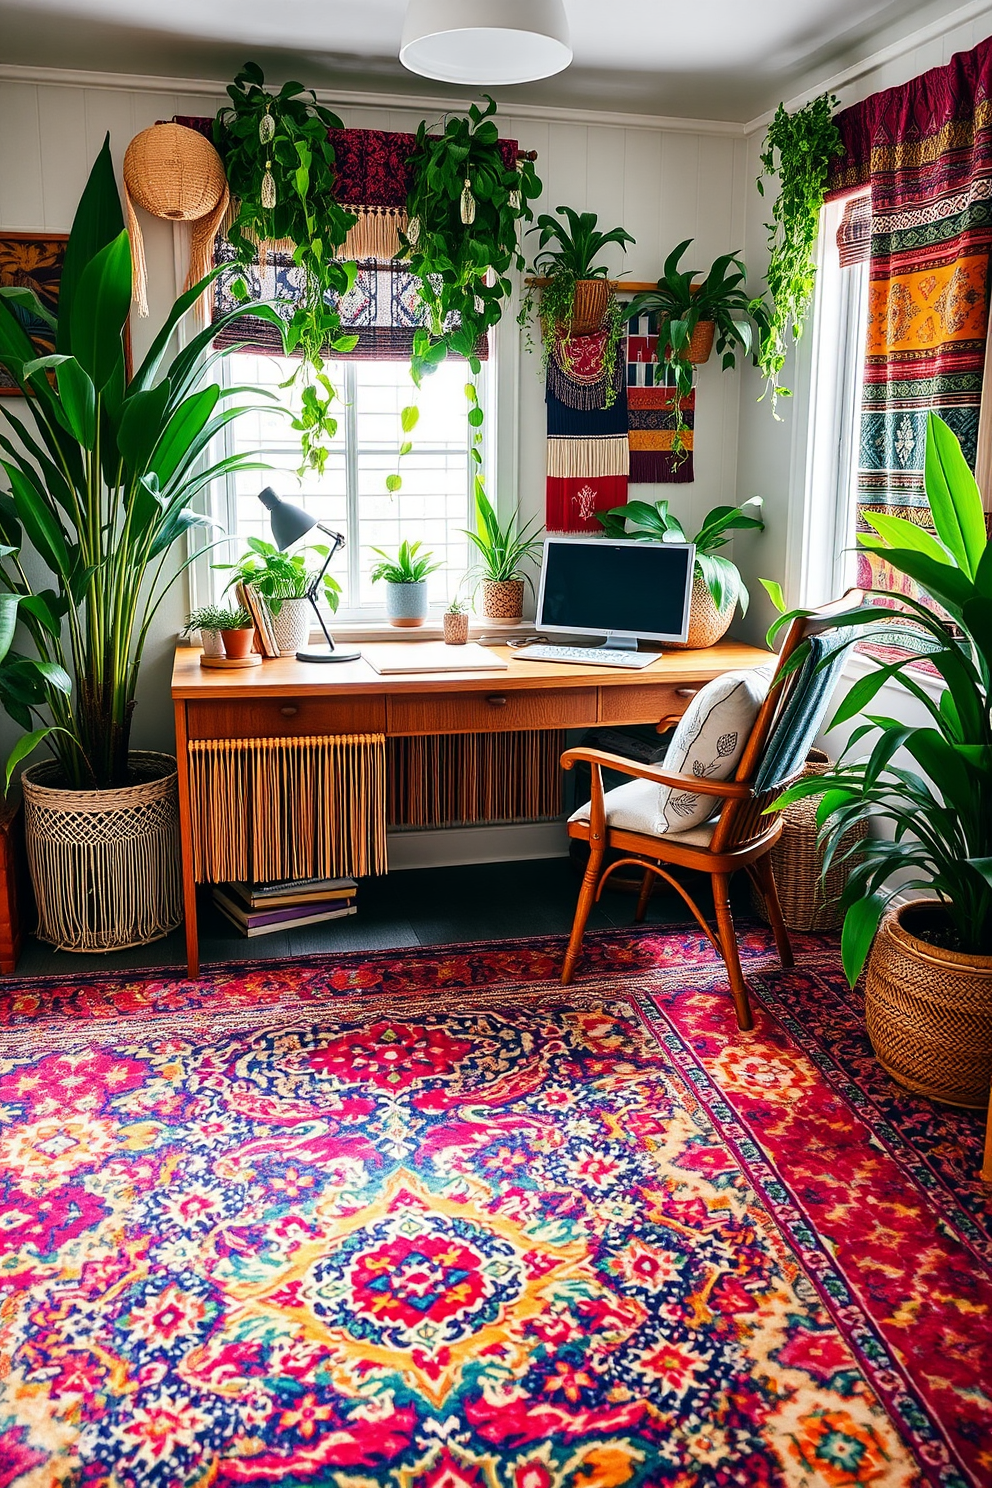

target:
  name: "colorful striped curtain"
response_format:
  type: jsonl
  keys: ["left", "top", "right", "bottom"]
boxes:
{"left": 827, "top": 38, "right": 992, "bottom": 613}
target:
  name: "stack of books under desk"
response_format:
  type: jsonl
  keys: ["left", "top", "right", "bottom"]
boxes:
{"left": 212, "top": 877, "right": 358, "bottom": 937}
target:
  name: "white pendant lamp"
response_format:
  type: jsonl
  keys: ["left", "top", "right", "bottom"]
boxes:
{"left": 400, "top": 0, "right": 572, "bottom": 86}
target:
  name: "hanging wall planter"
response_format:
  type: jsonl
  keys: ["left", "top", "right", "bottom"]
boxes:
{"left": 23, "top": 753, "right": 182, "bottom": 953}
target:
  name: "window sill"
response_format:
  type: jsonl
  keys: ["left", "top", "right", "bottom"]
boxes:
{"left": 324, "top": 618, "right": 539, "bottom": 645}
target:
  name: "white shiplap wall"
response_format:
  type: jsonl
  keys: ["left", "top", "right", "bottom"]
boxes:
{"left": 0, "top": 76, "right": 749, "bottom": 759}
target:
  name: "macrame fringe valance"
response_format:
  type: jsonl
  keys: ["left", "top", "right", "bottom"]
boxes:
{"left": 188, "top": 733, "right": 387, "bottom": 884}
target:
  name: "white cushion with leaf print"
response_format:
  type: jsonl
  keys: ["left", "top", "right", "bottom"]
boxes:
{"left": 654, "top": 666, "right": 773, "bottom": 832}
{"left": 570, "top": 665, "right": 773, "bottom": 840}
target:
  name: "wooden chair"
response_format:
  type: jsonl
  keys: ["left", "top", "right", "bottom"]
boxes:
{"left": 560, "top": 595, "right": 860, "bottom": 1029}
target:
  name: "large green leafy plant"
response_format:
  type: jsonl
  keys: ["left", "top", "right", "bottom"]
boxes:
{"left": 0, "top": 138, "right": 285, "bottom": 790}
{"left": 401, "top": 96, "right": 541, "bottom": 384}
{"left": 626, "top": 240, "right": 770, "bottom": 458}
{"left": 771, "top": 413, "right": 992, "bottom": 984}
{"left": 598, "top": 497, "right": 765, "bottom": 616}
{"left": 756, "top": 94, "right": 841, "bottom": 407}
{"left": 217, "top": 536, "right": 341, "bottom": 616}
{"left": 214, "top": 64, "right": 360, "bottom": 475}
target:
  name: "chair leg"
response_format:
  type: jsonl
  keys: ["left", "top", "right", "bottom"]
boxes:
{"left": 562, "top": 846, "right": 604, "bottom": 985}
{"left": 752, "top": 853, "right": 794, "bottom": 968}
{"left": 634, "top": 868, "right": 654, "bottom": 924}
{"left": 712, "top": 872, "right": 754, "bottom": 1032}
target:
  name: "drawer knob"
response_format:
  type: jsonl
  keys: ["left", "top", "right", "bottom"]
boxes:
{"left": 280, "top": 705, "right": 299, "bottom": 717}
{"left": 487, "top": 694, "right": 508, "bottom": 707}
{"left": 675, "top": 687, "right": 698, "bottom": 698}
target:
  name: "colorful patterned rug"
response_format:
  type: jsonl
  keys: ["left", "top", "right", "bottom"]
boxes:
{"left": 1, "top": 926, "right": 989, "bottom": 1487}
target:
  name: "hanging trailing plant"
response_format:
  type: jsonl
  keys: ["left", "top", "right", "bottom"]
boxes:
{"left": 755, "top": 92, "right": 842, "bottom": 409}
{"left": 400, "top": 95, "right": 541, "bottom": 385}
{"left": 213, "top": 63, "right": 361, "bottom": 475}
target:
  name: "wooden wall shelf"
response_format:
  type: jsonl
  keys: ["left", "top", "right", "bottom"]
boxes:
{"left": 524, "top": 278, "right": 658, "bottom": 292}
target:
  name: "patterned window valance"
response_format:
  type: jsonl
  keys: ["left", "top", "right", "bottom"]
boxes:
{"left": 835, "top": 192, "right": 871, "bottom": 268}
{"left": 211, "top": 238, "right": 488, "bottom": 362}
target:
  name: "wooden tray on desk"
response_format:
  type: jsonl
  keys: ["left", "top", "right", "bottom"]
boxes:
{"left": 199, "top": 653, "right": 263, "bottom": 669}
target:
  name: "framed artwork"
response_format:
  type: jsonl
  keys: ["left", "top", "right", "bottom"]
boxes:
{"left": 0, "top": 232, "right": 68, "bottom": 395}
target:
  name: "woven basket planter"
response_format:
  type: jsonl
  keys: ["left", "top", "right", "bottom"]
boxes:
{"left": 481, "top": 579, "right": 525, "bottom": 623}
{"left": 751, "top": 749, "right": 868, "bottom": 932}
{"left": 443, "top": 611, "right": 469, "bottom": 645}
{"left": 22, "top": 751, "right": 182, "bottom": 953}
{"left": 668, "top": 568, "right": 737, "bottom": 650}
{"left": 570, "top": 280, "right": 610, "bottom": 335}
{"left": 687, "top": 320, "right": 715, "bottom": 364}
{"left": 270, "top": 596, "right": 310, "bottom": 654}
{"left": 865, "top": 901, "right": 992, "bottom": 1108}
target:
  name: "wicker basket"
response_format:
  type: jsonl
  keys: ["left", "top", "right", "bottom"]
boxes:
{"left": 481, "top": 580, "right": 524, "bottom": 623}
{"left": 570, "top": 280, "right": 610, "bottom": 335}
{"left": 667, "top": 568, "right": 738, "bottom": 650}
{"left": 865, "top": 901, "right": 992, "bottom": 1108}
{"left": 751, "top": 749, "right": 867, "bottom": 932}
{"left": 687, "top": 320, "right": 715, "bottom": 364}
{"left": 22, "top": 751, "right": 182, "bottom": 952}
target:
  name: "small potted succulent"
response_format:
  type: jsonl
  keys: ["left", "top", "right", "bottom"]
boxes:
{"left": 370, "top": 540, "right": 441, "bottom": 627}
{"left": 626, "top": 240, "right": 771, "bottom": 459}
{"left": 217, "top": 606, "right": 256, "bottom": 659}
{"left": 217, "top": 538, "right": 330, "bottom": 655}
{"left": 443, "top": 596, "right": 470, "bottom": 645}
{"left": 183, "top": 606, "right": 237, "bottom": 659}
{"left": 598, "top": 496, "right": 766, "bottom": 647}
{"left": 464, "top": 487, "right": 543, "bottom": 624}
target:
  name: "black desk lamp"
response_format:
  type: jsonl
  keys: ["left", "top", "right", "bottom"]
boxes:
{"left": 258, "top": 487, "right": 360, "bottom": 663}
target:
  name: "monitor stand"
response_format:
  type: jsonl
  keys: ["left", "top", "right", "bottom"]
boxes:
{"left": 599, "top": 635, "right": 640, "bottom": 652}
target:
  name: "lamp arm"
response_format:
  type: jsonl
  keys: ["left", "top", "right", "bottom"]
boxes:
{"left": 306, "top": 524, "right": 347, "bottom": 654}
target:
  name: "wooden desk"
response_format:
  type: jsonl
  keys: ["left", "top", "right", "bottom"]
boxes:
{"left": 172, "top": 639, "right": 769, "bottom": 974}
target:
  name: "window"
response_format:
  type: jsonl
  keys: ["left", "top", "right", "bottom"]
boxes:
{"left": 210, "top": 354, "right": 491, "bottom": 619}
{"left": 802, "top": 193, "right": 870, "bottom": 607}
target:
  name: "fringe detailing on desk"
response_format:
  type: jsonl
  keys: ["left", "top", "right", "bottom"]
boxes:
{"left": 188, "top": 734, "right": 387, "bottom": 884}
{"left": 21, "top": 752, "right": 182, "bottom": 953}
{"left": 388, "top": 730, "right": 564, "bottom": 829}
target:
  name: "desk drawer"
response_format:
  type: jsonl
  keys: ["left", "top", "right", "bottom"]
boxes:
{"left": 388, "top": 686, "right": 597, "bottom": 736}
{"left": 186, "top": 696, "right": 386, "bottom": 740}
{"left": 599, "top": 682, "right": 700, "bottom": 728}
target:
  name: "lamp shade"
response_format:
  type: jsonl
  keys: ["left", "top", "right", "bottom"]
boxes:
{"left": 400, "top": 0, "right": 571, "bottom": 86}
{"left": 258, "top": 487, "right": 316, "bottom": 551}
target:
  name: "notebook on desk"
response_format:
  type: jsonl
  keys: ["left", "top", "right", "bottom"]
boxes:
{"left": 363, "top": 642, "right": 508, "bottom": 675}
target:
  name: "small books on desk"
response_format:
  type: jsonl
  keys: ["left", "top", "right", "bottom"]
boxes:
{"left": 236, "top": 581, "right": 280, "bottom": 658}
{"left": 364, "top": 641, "right": 508, "bottom": 675}
{"left": 212, "top": 876, "right": 357, "bottom": 936}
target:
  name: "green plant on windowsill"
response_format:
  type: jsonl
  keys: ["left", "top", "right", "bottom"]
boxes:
{"left": 520, "top": 205, "right": 635, "bottom": 408}
{"left": 216, "top": 536, "right": 341, "bottom": 616}
{"left": 625, "top": 240, "right": 770, "bottom": 459}
{"left": 369, "top": 540, "right": 442, "bottom": 586}
{"left": 598, "top": 496, "right": 765, "bottom": 620}
{"left": 464, "top": 486, "right": 543, "bottom": 588}
{"left": 183, "top": 605, "right": 251, "bottom": 636}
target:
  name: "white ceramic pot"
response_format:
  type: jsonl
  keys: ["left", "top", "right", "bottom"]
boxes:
{"left": 270, "top": 596, "right": 311, "bottom": 654}
{"left": 199, "top": 629, "right": 225, "bottom": 658}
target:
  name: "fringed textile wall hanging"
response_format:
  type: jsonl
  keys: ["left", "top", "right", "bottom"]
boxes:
{"left": 626, "top": 309, "right": 695, "bottom": 483}
{"left": 545, "top": 329, "right": 628, "bottom": 532}
{"left": 187, "top": 733, "right": 387, "bottom": 884}
{"left": 123, "top": 123, "right": 229, "bottom": 318}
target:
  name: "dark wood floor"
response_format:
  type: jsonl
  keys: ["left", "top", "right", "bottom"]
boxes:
{"left": 11, "top": 855, "right": 749, "bottom": 979}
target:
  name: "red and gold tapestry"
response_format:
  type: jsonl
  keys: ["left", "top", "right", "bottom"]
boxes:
{"left": 827, "top": 37, "right": 992, "bottom": 628}
{"left": 625, "top": 308, "right": 695, "bottom": 483}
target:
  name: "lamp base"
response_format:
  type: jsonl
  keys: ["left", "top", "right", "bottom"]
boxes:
{"left": 296, "top": 646, "right": 361, "bottom": 664}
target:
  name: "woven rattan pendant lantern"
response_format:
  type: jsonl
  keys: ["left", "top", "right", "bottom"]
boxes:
{"left": 123, "top": 123, "right": 229, "bottom": 317}
{"left": 400, "top": 0, "right": 571, "bottom": 85}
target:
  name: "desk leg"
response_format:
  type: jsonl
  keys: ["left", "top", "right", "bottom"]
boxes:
{"left": 174, "top": 701, "right": 200, "bottom": 979}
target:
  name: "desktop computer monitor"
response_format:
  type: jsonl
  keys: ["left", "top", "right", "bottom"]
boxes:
{"left": 535, "top": 536, "right": 695, "bottom": 647}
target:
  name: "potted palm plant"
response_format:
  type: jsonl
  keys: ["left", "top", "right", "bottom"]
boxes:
{"left": 598, "top": 496, "right": 765, "bottom": 647}
{"left": 526, "top": 204, "right": 635, "bottom": 337}
{"left": 770, "top": 413, "right": 992, "bottom": 1108}
{"left": 464, "top": 487, "right": 543, "bottom": 624}
{"left": 0, "top": 139, "right": 285, "bottom": 951}
{"left": 370, "top": 540, "right": 441, "bottom": 627}
{"left": 626, "top": 240, "right": 770, "bottom": 458}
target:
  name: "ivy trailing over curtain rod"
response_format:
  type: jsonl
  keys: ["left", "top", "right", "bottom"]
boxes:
{"left": 213, "top": 63, "right": 360, "bottom": 476}
{"left": 755, "top": 93, "right": 842, "bottom": 410}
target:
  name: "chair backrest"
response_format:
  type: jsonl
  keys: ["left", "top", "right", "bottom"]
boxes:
{"left": 709, "top": 591, "right": 861, "bottom": 855}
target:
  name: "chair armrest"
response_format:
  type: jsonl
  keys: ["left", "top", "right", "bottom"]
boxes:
{"left": 560, "top": 746, "right": 753, "bottom": 801}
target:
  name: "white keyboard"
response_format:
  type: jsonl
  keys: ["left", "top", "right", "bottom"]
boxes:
{"left": 513, "top": 644, "right": 660, "bottom": 670}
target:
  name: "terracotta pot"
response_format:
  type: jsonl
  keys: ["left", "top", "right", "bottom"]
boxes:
{"left": 443, "top": 611, "right": 469, "bottom": 645}
{"left": 667, "top": 567, "right": 738, "bottom": 649}
{"left": 865, "top": 900, "right": 992, "bottom": 1108}
{"left": 570, "top": 279, "right": 610, "bottom": 335}
{"left": 481, "top": 580, "right": 524, "bottom": 624}
{"left": 221, "top": 627, "right": 255, "bottom": 659}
